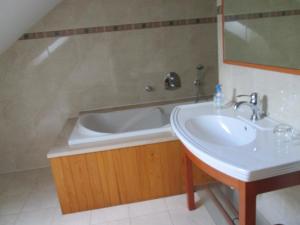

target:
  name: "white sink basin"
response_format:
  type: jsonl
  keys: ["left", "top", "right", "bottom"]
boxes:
{"left": 171, "top": 102, "right": 300, "bottom": 181}
{"left": 185, "top": 115, "right": 256, "bottom": 147}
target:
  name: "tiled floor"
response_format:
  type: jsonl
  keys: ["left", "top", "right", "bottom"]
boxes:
{"left": 0, "top": 168, "right": 217, "bottom": 225}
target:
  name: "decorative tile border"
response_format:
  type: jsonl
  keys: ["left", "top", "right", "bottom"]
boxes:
{"left": 19, "top": 17, "right": 217, "bottom": 40}
{"left": 224, "top": 9, "right": 300, "bottom": 22}
{"left": 19, "top": 8, "right": 298, "bottom": 40}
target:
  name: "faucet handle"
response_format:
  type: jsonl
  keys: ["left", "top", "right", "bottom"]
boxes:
{"left": 164, "top": 72, "right": 181, "bottom": 90}
{"left": 236, "top": 92, "right": 258, "bottom": 105}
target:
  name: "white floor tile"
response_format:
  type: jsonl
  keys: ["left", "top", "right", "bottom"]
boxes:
{"left": 0, "top": 213, "right": 18, "bottom": 225}
{"left": 165, "top": 193, "right": 202, "bottom": 213}
{"left": 94, "top": 218, "right": 131, "bottom": 225}
{"left": 0, "top": 193, "right": 29, "bottom": 215}
{"left": 35, "top": 168, "right": 56, "bottom": 191}
{"left": 169, "top": 206, "right": 216, "bottom": 225}
{"left": 91, "top": 205, "right": 129, "bottom": 224}
{"left": 0, "top": 173, "right": 15, "bottom": 195}
{"left": 131, "top": 212, "right": 172, "bottom": 225}
{"left": 0, "top": 168, "right": 218, "bottom": 225}
{"left": 51, "top": 208, "right": 91, "bottom": 225}
{"left": 22, "top": 187, "right": 59, "bottom": 212}
{"left": 107, "top": 219, "right": 131, "bottom": 225}
{"left": 0, "top": 170, "right": 39, "bottom": 197}
{"left": 15, "top": 208, "right": 56, "bottom": 225}
{"left": 165, "top": 194, "right": 189, "bottom": 212}
{"left": 129, "top": 198, "right": 167, "bottom": 218}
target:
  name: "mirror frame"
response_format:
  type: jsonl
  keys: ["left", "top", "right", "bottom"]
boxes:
{"left": 221, "top": 0, "right": 300, "bottom": 75}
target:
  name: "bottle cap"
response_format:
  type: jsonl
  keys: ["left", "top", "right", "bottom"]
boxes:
{"left": 215, "top": 84, "right": 222, "bottom": 93}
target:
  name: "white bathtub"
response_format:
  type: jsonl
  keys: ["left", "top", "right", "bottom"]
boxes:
{"left": 68, "top": 102, "right": 188, "bottom": 146}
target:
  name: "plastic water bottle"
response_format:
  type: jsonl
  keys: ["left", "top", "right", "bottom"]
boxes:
{"left": 213, "top": 84, "right": 224, "bottom": 109}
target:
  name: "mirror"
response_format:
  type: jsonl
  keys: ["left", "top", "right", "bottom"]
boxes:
{"left": 222, "top": 0, "right": 300, "bottom": 75}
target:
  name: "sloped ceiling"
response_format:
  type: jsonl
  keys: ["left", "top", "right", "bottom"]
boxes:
{"left": 0, "top": 0, "right": 62, "bottom": 55}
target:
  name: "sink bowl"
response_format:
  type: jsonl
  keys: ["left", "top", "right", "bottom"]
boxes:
{"left": 185, "top": 115, "right": 256, "bottom": 147}
{"left": 171, "top": 102, "right": 300, "bottom": 182}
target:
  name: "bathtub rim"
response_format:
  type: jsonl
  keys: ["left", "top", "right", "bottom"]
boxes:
{"left": 48, "top": 128, "right": 177, "bottom": 159}
{"left": 47, "top": 96, "right": 212, "bottom": 159}
{"left": 78, "top": 95, "right": 212, "bottom": 115}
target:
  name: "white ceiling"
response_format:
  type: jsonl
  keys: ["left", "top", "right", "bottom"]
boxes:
{"left": 0, "top": 0, "right": 62, "bottom": 55}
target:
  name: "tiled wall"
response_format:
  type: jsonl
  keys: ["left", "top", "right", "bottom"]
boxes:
{"left": 0, "top": 0, "right": 218, "bottom": 173}
{"left": 217, "top": 1, "right": 300, "bottom": 224}
{"left": 20, "top": 17, "right": 217, "bottom": 40}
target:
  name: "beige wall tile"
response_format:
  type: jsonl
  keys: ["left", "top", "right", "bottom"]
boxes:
{"left": 0, "top": 0, "right": 218, "bottom": 173}
{"left": 30, "top": 0, "right": 216, "bottom": 32}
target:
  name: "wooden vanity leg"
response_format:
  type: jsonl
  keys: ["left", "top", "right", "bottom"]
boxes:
{"left": 239, "top": 183, "right": 257, "bottom": 225}
{"left": 184, "top": 154, "right": 196, "bottom": 210}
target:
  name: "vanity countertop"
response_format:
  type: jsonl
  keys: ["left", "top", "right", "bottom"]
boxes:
{"left": 171, "top": 102, "right": 300, "bottom": 182}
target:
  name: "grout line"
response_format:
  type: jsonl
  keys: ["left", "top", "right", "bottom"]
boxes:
{"left": 12, "top": 192, "right": 31, "bottom": 225}
{"left": 4, "top": 213, "right": 19, "bottom": 225}
{"left": 126, "top": 205, "right": 131, "bottom": 225}
{"left": 166, "top": 210, "right": 175, "bottom": 225}
{"left": 129, "top": 216, "right": 133, "bottom": 225}
{"left": 129, "top": 209, "right": 170, "bottom": 219}
{"left": 49, "top": 213, "right": 56, "bottom": 225}
{"left": 88, "top": 208, "right": 92, "bottom": 225}
{"left": 0, "top": 166, "right": 51, "bottom": 176}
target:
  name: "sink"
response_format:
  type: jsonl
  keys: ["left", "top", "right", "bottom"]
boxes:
{"left": 171, "top": 102, "right": 300, "bottom": 182}
{"left": 185, "top": 115, "right": 256, "bottom": 147}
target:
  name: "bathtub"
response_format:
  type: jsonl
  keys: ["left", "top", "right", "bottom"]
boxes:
{"left": 68, "top": 102, "right": 189, "bottom": 146}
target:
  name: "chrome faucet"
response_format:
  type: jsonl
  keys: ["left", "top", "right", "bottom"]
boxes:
{"left": 234, "top": 92, "right": 263, "bottom": 121}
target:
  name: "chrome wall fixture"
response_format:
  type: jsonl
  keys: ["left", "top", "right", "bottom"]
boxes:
{"left": 194, "top": 64, "right": 205, "bottom": 103}
{"left": 144, "top": 85, "right": 154, "bottom": 92}
{"left": 164, "top": 72, "right": 181, "bottom": 90}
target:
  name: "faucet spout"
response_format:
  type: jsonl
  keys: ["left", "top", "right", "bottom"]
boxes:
{"left": 234, "top": 101, "right": 262, "bottom": 121}
{"left": 234, "top": 92, "right": 263, "bottom": 121}
{"left": 234, "top": 101, "right": 249, "bottom": 110}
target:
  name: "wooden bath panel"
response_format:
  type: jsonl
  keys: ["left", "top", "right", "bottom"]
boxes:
{"left": 50, "top": 140, "right": 214, "bottom": 214}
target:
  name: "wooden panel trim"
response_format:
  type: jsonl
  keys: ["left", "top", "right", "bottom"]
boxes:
{"left": 184, "top": 154, "right": 196, "bottom": 210}
{"left": 224, "top": 60, "right": 300, "bottom": 76}
{"left": 184, "top": 147, "right": 242, "bottom": 189}
{"left": 184, "top": 145, "right": 300, "bottom": 192}
{"left": 50, "top": 140, "right": 213, "bottom": 214}
{"left": 251, "top": 170, "right": 300, "bottom": 194}
{"left": 221, "top": 0, "right": 300, "bottom": 76}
